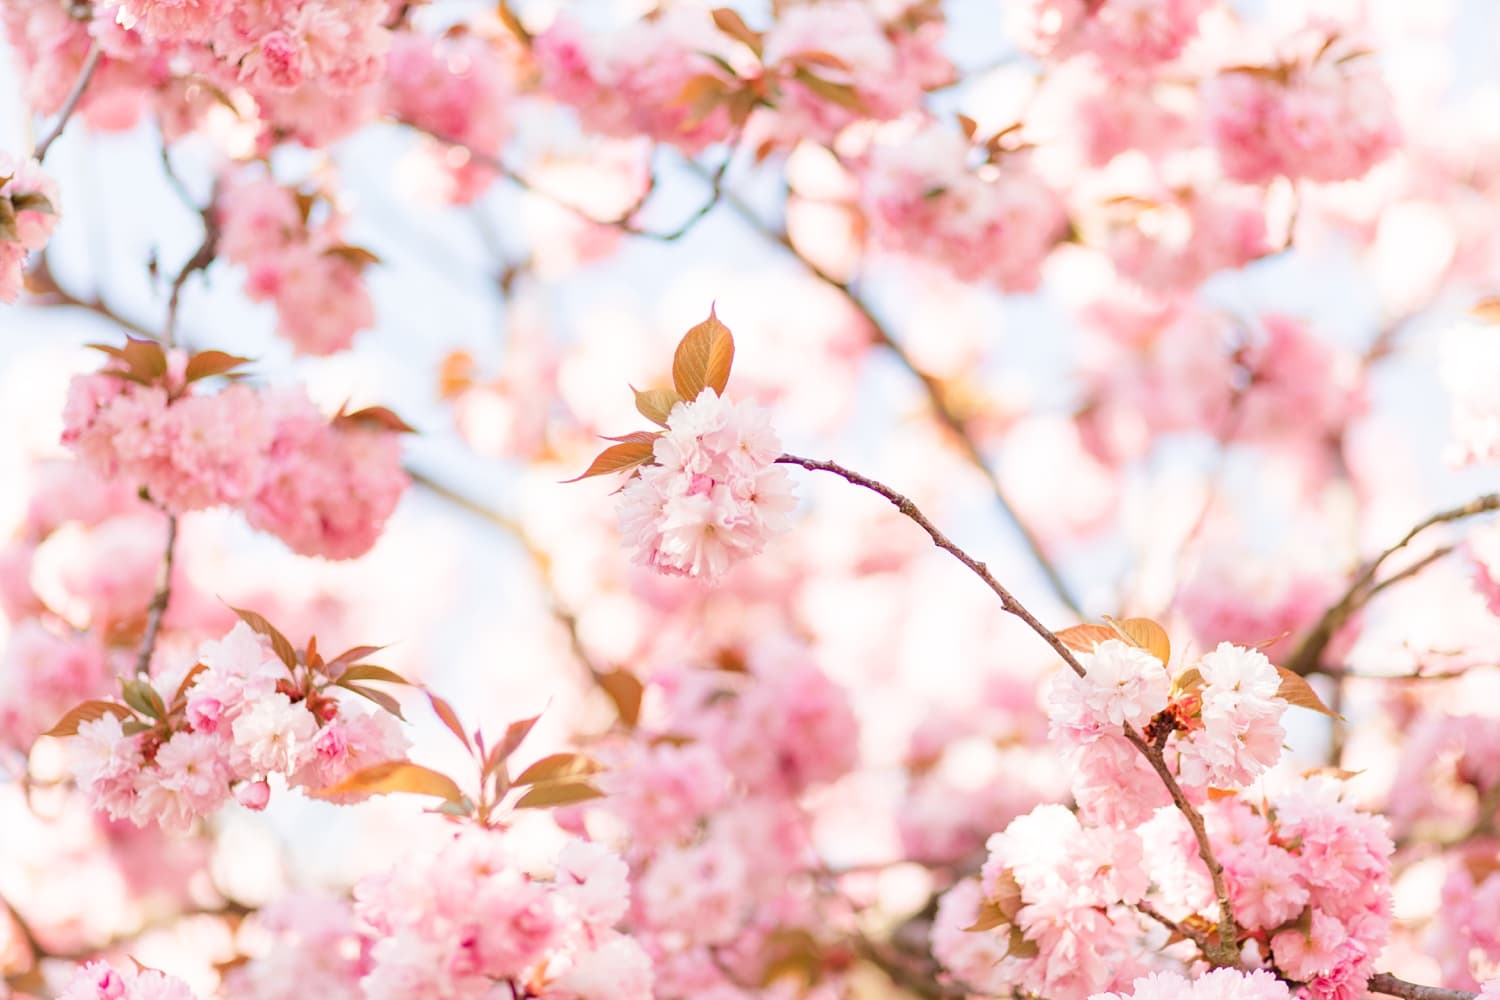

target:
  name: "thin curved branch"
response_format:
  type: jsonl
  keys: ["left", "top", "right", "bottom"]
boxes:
{"left": 1367, "top": 974, "right": 1477, "bottom": 1000}
{"left": 1287, "top": 494, "right": 1500, "bottom": 676}
{"left": 778, "top": 453, "right": 1241, "bottom": 963}
{"left": 25, "top": 253, "right": 158, "bottom": 339}
{"left": 33, "top": 43, "right": 102, "bottom": 162}
{"left": 134, "top": 513, "right": 177, "bottom": 676}
{"left": 717, "top": 180, "right": 1084, "bottom": 618}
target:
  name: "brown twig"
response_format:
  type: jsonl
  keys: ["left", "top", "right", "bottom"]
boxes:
{"left": 160, "top": 150, "right": 219, "bottom": 347}
{"left": 26, "top": 253, "right": 158, "bottom": 339}
{"left": 779, "top": 453, "right": 1243, "bottom": 965}
{"left": 1366, "top": 973, "right": 1477, "bottom": 1000}
{"left": 1286, "top": 494, "right": 1500, "bottom": 676}
{"left": 33, "top": 43, "right": 102, "bottom": 162}
{"left": 775, "top": 454, "right": 1086, "bottom": 677}
{"left": 134, "top": 513, "right": 177, "bottom": 676}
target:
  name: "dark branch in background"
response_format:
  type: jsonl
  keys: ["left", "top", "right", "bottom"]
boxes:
{"left": 1287, "top": 493, "right": 1500, "bottom": 677}
{"left": 32, "top": 43, "right": 102, "bottom": 162}
{"left": 134, "top": 513, "right": 177, "bottom": 675}
{"left": 400, "top": 122, "right": 734, "bottom": 242}
{"left": 712, "top": 175, "right": 1085, "bottom": 618}
{"left": 404, "top": 467, "right": 613, "bottom": 691}
{"left": 1368, "top": 974, "right": 1477, "bottom": 1000}
{"left": 777, "top": 453, "right": 1241, "bottom": 965}
{"left": 159, "top": 145, "right": 219, "bottom": 347}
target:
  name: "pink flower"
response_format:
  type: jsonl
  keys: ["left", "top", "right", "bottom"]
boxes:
{"left": 58, "top": 960, "right": 200, "bottom": 1000}
{"left": 0, "top": 153, "right": 60, "bottom": 302}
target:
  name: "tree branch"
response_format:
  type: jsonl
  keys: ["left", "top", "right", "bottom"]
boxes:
{"left": 1286, "top": 494, "right": 1500, "bottom": 676}
{"left": 716, "top": 180, "right": 1084, "bottom": 618}
{"left": 25, "top": 253, "right": 158, "bottom": 339}
{"left": 1367, "top": 973, "right": 1477, "bottom": 1000}
{"left": 33, "top": 43, "right": 102, "bottom": 162}
{"left": 134, "top": 513, "right": 177, "bottom": 676}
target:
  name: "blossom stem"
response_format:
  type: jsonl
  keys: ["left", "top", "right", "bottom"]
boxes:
{"left": 33, "top": 42, "right": 102, "bottom": 162}
{"left": 776, "top": 454, "right": 1087, "bottom": 676}
{"left": 1287, "top": 493, "right": 1500, "bottom": 676}
{"left": 135, "top": 513, "right": 177, "bottom": 676}
{"left": 1367, "top": 974, "right": 1478, "bottom": 1000}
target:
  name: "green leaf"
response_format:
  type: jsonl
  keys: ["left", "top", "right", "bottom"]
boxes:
{"left": 184, "top": 350, "right": 252, "bottom": 384}
{"left": 42, "top": 700, "right": 137, "bottom": 739}
{"left": 563, "top": 439, "right": 657, "bottom": 482}
{"left": 633, "top": 386, "right": 682, "bottom": 427}
{"left": 512, "top": 752, "right": 602, "bottom": 787}
{"left": 513, "top": 780, "right": 604, "bottom": 809}
{"left": 121, "top": 679, "right": 166, "bottom": 720}
{"left": 229, "top": 605, "right": 299, "bottom": 671}
{"left": 672, "top": 307, "right": 735, "bottom": 400}
{"left": 310, "top": 760, "right": 464, "bottom": 803}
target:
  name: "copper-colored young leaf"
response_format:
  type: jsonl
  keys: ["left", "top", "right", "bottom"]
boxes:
{"left": 674, "top": 73, "right": 727, "bottom": 118}
{"left": 334, "top": 406, "right": 417, "bottom": 434}
{"left": 1205, "top": 787, "right": 1241, "bottom": 801}
{"left": 327, "top": 644, "right": 386, "bottom": 669}
{"left": 513, "top": 780, "right": 605, "bottom": 809}
{"left": 513, "top": 752, "right": 602, "bottom": 787}
{"left": 1470, "top": 297, "right": 1500, "bottom": 324}
{"left": 672, "top": 307, "right": 735, "bottom": 400}
{"left": 311, "top": 760, "right": 464, "bottom": 803}
{"left": 633, "top": 386, "right": 682, "bottom": 427}
{"left": 1104, "top": 616, "right": 1171, "bottom": 666}
{"left": 501, "top": 714, "right": 541, "bottom": 759}
{"left": 335, "top": 664, "right": 411, "bottom": 686}
{"left": 121, "top": 337, "right": 168, "bottom": 383}
{"left": 10, "top": 191, "right": 56, "bottom": 215}
{"left": 170, "top": 662, "right": 209, "bottom": 708}
{"left": 1005, "top": 926, "right": 1040, "bottom": 959}
{"left": 598, "top": 668, "right": 644, "bottom": 727}
{"left": 184, "top": 350, "right": 252, "bottom": 384}
{"left": 42, "top": 700, "right": 136, "bottom": 739}
{"left": 428, "top": 691, "right": 471, "bottom": 751}
{"left": 1275, "top": 666, "right": 1341, "bottom": 719}
{"left": 1056, "top": 623, "right": 1118, "bottom": 653}
{"left": 322, "top": 244, "right": 381, "bottom": 270}
{"left": 988, "top": 868, "right": 1024, "bottom": 923}
{"left": 711, "top": 7, "right": 764, "bottom": 56}
{"left": 342, "top": 683, "right": 406, "bottom": 720}
{"left": 563, "top": 439, "right": 656, "bottom": 482}
{"left": 793, "top": 50, "right": 852, "bottom": 73}
{"left": 0, "top": 199, "right": 17, "bottom": 243}
{"left": 956, "top": 113, "right": 979, "bottom": 140}
{"left": 229, "top": 605, "right": 299, "bottom": 671}
{"left": 790, "top": 68, "right": 867, "bottom": 113}
{"left": 1172, "top": 667, "right": 1203, "bottom": 696}
{"left": 964, "top": 898, "right": 1009, "bottom": 932}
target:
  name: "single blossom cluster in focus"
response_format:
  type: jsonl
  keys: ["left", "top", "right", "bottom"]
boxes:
{"left": 0, "top": 152, "right": 58, "bottom": 302}
{"left": 573, "top": 311, "right": 796, "bottom": 581}
{"left": 62, "top": 619, "right": 409, "bottom": 832}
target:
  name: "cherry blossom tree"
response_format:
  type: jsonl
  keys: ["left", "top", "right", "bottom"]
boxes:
{"left": 2, "top": 2, "right": 1500, "bottom": 1000}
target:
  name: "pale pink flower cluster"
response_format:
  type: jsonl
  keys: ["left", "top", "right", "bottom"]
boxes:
{"left": 1103, "top": 185, "right": 1272, "bottom": 293}
{"left": 532, "top": 8, "right": 735, "bottom": 154}
{"left": 62, "top": 375, "right": 274, "bottom": 515}
{"left": 223, "top": 893, "right": 369, "bottom": 999}
{"left": 58, "top": 960, "right": 200, "bottom": 1000}
{"left": 246, "top": 389, "right": 410, "bottom": 560}
{"left": 1203, "top": 48, "right": 1399, "bottom": 184}
{"left": 66, "top": 622, "right": 408, "bottom": 831}
{"left": 1173, "top": 642, "right": 1287, "bottom": 789}
{"left": 0, "top": 152, "right": 60, "bottom": 302}
{"left": 385, "top": 30, "right": 516, "bottom": 204}
{"left": 757, "top": 0, "right": 946, "bottom": 145}
{"left": 0, "top": 621, "right": 112, "bottom": 750}
{"left": 1235, "top": 315, "right": 1366, "bottom": 445}
{"left": 62, "top": 372, "right": 407, "bottom": 558}
{"left": 616, "top": 388, "right": 796, "bottom": 581}
{"left": 1009, "top": 0, "right": 1212, "bottom": 71}
{"left": 859, "top": 124, "right": 1067, "bottom": 292}
{"left": 352, "top": 829, "right": 648, "bottom": 1000}
{"left": 1178, "top": 561, "right": 1335, "bottom": 661}
{"left": 1432, "top": 844, "right": 1500, "bottom": 989}
{"left": 217, "top": 170, "right": 375, "bottom": 355}
{"left": 1441, "top": 319, "right": 1500, "bottom": 466}
{"left": 1092, "top": 969, "right": 1292, "bottom": 1000}
{"left": 935, "top": 804, "right": 1152, "bottom": 998}
{"left": 1046, "top": 639, "right": 1173, "bottom": 824}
